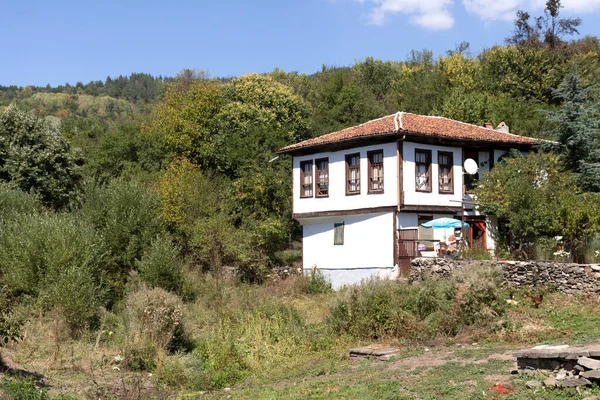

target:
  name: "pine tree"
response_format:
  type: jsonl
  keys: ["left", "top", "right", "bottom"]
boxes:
{"left": 543, "top": 68, "right": 600, "bottom": 191}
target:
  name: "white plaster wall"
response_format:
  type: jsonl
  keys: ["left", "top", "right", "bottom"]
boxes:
{"left": 301, "top": 212, "right": 395, "bottom": 288}
{"left": 402, "top": 142, "right": 462, "bottom": 208}
{"left": 494, "top": 149, "right": 508, "bottom": 164}
{"left": 293, "top": 142, "right": 398, "bottom": 215}
{"left": 486, "top": 215, "right": 498, "bottom": 252}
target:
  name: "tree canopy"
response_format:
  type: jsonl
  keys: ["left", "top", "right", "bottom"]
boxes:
{"left": 0, "top": 106, "right": 83, "bottom": 208}
{"left": 542, "top": 69, "right": 600, "bottom": 191}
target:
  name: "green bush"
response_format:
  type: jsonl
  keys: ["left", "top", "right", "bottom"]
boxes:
{"left": 123, "top": 339, "right": 159, "bottom": 372}
{"left": 0, "top": 184, "right": 43, "bottom": 221}
{"left": 297, "top": 269, "right": 333, "bottom": 295}
{"left": 136, "top": 236, "right": 183, "bottom": 294}
{"left": 275, "top": 249, "right": 302, "bottom": 266}
{"left": 328, "top": 266, "right": 506, "bottom": 340}
{"left": 155, "top": 354, "right": 209, "bottom": 390}
{"left": 0, "top": 213, "right": 104, "bottom": 335}
{"left": 191, "top": 300, "right": 308, "bottom": 389}
{"left": 0, "top": 285, "right": 22, "bottom": 347}
{"left": 328, "top": 279, "right": 422, "bottom": 339}
{"left": 194, "top": 329, "right": 249, "bottom": 389}
{"left": 80, "top": 179, "right": 161, "bottom": 302}
{"left": 452, "top": 265, "right": 506, "bottom": 326}
{"left": 0, "top": 377, "right": 76, "bottom": 399}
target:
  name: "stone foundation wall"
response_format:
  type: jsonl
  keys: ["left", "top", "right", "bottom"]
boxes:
{"left": 410, "top": 258, "right": 600, "bottom": 295}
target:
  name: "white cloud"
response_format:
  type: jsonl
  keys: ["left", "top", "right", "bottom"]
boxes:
{"left": 461, "top": 0, "right": 534, "bottom": 21}
{"left": 461, "top": 0, "right": 600, "bottom": 21}
{"left": 341, "top": 0, "right": 600, "bottom": 29}
{"left": 562, "top": 0, "right": 600, "bottom": 13}
{"left": 365, "top": 0, "right": 455, "bottom": 30}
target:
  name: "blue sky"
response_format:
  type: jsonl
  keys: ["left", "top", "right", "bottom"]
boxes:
{"left": 2, "top": 0, "right": 600, "bottom": 87}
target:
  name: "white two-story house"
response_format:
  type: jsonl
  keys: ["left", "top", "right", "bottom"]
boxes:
{"left": 277, "top": 112, "right": 542, "bottom": 287}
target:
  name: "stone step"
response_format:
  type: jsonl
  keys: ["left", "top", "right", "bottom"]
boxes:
{"left": 514, "top": 345, "right": 600, "bottom": 361}
{"left": 349, "top": 346, "right": 402, "bottom": 361}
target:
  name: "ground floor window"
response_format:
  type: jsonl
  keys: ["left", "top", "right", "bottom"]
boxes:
{"left": 334, "top": 222, "right": 344, "bottom": 245}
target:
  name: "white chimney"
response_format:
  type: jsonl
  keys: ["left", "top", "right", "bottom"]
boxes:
{"left": 495, "top": 122, "right": 509, "bottom": 133}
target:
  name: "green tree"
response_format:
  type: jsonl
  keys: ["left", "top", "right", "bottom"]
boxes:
{"left": 145, "top": 73, "right": 224, "bottom": 167}
{"left": 312, "top": 67, "right": 385, "bottom": 136}
{"left": 0, "top": 106, "right": 83, "bottom": 209}
{"left": 392, "top": 50, "right": 448, "bottom": 115}
{"left": 543, "top": 69, "right": 600, "bottom": 191}
{"left": 474, "top": 151, "right": 600, "bottom": 256}
{"left": 214, "top": 73, "right": 311, "bottom": 177}
{"left": 353, "top": 57, "right": 400, "bottom": 108}
{"left": 479, "top": 45, "right": 567, "bottom": 103}
{"left": 86, "top": 121, "right": 169, "bottom": 183}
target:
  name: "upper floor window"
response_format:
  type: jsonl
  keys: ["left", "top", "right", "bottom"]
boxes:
{"left": 438, "top": 152, "right": 454, "bottom": 194}
{"left": 415, "top": 149, "right": 432, "bottom": 192}
{"left": 346, "top": 153, "right": 360, "bottom": 195}
{"left": 368, "top": 150, "right": 384, "bottom": 194}
{"left": 300, "top": 160, "right": 313, "bottom": 198}
{"left": 315, "top": 158, "right": 329, "bottom": 197}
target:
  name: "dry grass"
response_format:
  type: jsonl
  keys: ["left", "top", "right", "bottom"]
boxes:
{"left": 3, "top": 272, "right": 600, "bottom": 399}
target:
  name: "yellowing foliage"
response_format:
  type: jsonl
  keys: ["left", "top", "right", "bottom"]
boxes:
{"left": 145, "top": 78, "right": 224, "bottom": 163}
{"left": 438, "top": 53, "right": 482, "bottom": 91}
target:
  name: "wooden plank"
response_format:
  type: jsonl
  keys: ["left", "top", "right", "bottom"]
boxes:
{"left": 293, "top": 206, "right": 397, "bottom": 219}
{"left": 393, "top": 211, "right": 398, "bottom": 266}
{"left": 399, "top": 205, "right": 462, "bottom": 213}
{"left": 397, "top": 139, "right": 403, "bottom": 211}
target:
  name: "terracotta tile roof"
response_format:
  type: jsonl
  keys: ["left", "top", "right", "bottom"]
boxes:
{"left": 278, "top": 112, "right": 542, "bottom": 153}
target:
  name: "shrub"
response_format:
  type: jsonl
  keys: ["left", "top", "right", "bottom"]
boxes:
{"left": 155, "top": 353, "right": 210, "bottom": 390}
{"left": 0, "top": 184, "right": 43, "bottom": 221}
{"left": 328, "top": 265, "right": 506, "bottom": 340}
{"left": 0, "top": 106, "right": 83, "bottom": 209}
{"left": 452, "top": 265, "right": 506, "bottom": 326}
{"left": 0, "top": 285, "right": 22, "bottom": 348}
{"left": 123, "top": 339, "right": 159, "bottom": 372}
{"left": 80, "top": 179, "right": 161, "bottom": 303}
{"left": 193, "top": 326, "right": 249, "bottom": 389}
{"left": 0, "top": 213, "right": 104, "bottom": 335}
{"left": 295, "top": 269, "right": 333, "bottom": 295}
{"left": 191, "top": 213, "right": 239, "bottom": 272}
{"left": 136, "top": 236, "right": 183, "bottom": 294}
{"left": 0, "top": 377, "right": 76, "bottom": 399}
{"left": 125, "top": 286, "right": 184, "bottom": 353}
{"left": 274, "top": 249, "right": 302, "bottom": 266}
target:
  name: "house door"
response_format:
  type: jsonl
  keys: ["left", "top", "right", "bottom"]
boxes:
{"left": 465, "top": 218, "right": 486, "bottom": 253}
{"left": 398, "top": 229, "right": 418, "bottom": 274}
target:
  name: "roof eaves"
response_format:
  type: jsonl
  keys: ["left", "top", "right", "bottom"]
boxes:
{"left": 277, "top": 130, "right": 398, "bottom": 154}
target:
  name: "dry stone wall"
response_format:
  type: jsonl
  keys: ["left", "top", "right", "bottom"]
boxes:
{"left": 410, "top": 258, "right": 600, "bottom": 295}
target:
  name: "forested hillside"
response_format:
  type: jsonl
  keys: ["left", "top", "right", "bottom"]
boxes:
{"left": 2, "top": 9, "right": 600, "bottom": 270}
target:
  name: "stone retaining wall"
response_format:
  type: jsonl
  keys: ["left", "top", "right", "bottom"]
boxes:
{"left": 410, "top": 258, "right": 600, "bottom": 295}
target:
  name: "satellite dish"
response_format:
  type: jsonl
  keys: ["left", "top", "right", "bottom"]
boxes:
{"left": 464, "top": 158, "right": 479, "bottom": 175}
